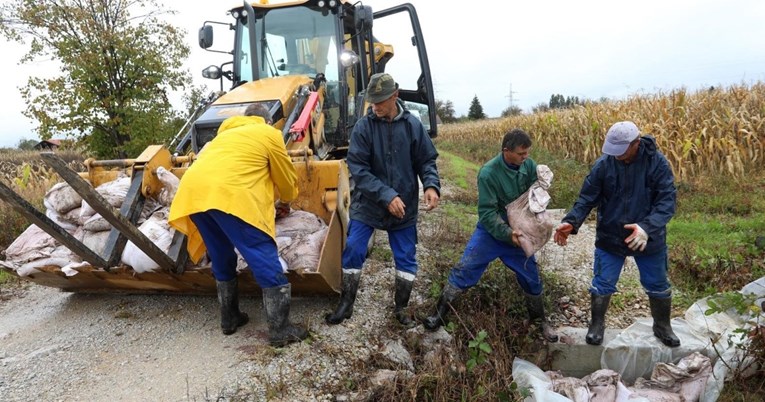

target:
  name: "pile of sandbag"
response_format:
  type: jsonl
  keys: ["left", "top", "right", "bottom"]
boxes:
{"left": 513, "top": 352, "right": 713, "bottom": 402}
{"left": 3, "top": 166, "right": 329, "bottom": 275}
{"left": 1, "top": 173, "right": 170, "bottom": 275}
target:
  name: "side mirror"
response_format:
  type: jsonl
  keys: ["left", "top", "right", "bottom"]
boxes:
{"left": 199, "top": 25, "right": 213, "bottom": 49}
{"left": 354, "top": 5, "right": 373, "bottom": 31}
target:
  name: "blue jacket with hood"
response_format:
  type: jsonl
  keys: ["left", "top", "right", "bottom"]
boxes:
{"left": 561, "top": 136, "right": 676, "bottom": 256}
{"left": 347, "top": 102, "right": 440, "bottom": 230}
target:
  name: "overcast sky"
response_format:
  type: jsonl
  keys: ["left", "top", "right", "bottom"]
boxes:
{"left": 1, "top": 0, "right": 764, "bottom": 148}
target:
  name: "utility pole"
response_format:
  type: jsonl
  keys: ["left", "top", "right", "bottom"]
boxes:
{"left": 506, "top": 83, "right": 518, "bottom": 109}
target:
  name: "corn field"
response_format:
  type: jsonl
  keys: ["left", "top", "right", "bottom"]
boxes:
{"left": 438, "top": 82, "right": 765, "bottom": 181}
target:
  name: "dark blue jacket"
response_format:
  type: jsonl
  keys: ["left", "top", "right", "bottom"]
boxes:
{"left": 561, "top": 136, "right": 676, "bottom": 256}
{"left": 347, "top": 103, "right": 440, "bottom": 230}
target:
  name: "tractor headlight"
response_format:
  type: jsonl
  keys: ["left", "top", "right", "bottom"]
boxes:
{"left": 340, "top": 50, "right": 359, "bottom": 68}
{"left": 202, "top": 65, "right": 222, "bottom": 80}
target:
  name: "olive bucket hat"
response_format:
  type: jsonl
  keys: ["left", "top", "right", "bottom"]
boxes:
{"left": 365, "top": 73, "right": 399, "bottom": 103}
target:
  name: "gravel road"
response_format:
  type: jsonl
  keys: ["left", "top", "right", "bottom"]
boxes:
{"left": 0, "top": 203, "right": 648, "bottom": 401}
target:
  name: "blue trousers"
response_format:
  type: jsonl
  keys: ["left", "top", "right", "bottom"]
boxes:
{"left": 190, "top": 209, "right": 287, "bottom": 288}
{"left": 590, "top": 247, "right": 671, "bottom": 298}
{"left": 342, "top": 219, "right": 418, "bottom": 277}
{"left": 447, "top": 223, "right": 543, "bottom": 295}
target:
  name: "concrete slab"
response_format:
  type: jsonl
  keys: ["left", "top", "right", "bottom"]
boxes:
{"left": 547, "top": 326, "right": 623, "bottom": 378}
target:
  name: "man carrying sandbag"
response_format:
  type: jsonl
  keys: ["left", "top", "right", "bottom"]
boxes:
{"left": 553, "top": 121, "right": 680, "bottom": 347}
{"left": 422, "top": 129, "right": 558, "bottom": 342}
{"left": 168, "top": 103, "right": 307, "bottom": 347}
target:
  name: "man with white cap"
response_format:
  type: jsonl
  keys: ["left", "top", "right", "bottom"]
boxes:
{"left": 553, "top": 121, "right": 680, "bottom": 347}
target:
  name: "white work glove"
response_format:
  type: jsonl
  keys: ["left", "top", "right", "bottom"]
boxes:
{"left": 624, "top": 223, "right": 648, "bottom": 251}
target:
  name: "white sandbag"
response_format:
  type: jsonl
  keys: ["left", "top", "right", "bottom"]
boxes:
{"left": 61, "top": 207, "right": 82, "bottom": 226}
{"left": 79, "top": 229, "right": 111, "bottom": 255}
{"left": 276, "top": 210, "right": 327, "bottom": 238}
{"left": 16, "top": 245, "right": 81, "bottom": 277}
{"left": 155, "top": 166, "right": 180, "bottom": 206}
{"left": 46, "top": 209, "right": 79, "bottom": 232}
{"left": 44, "top": 182, "right": 83, "bottom": 214}
{"left": 3, "top": 224, "right": 57, "bottom": 263}
{"left": 79, "top": 176, "right": 131, "bottom": 221}
{"left": 281, "top": 227, "right": 328, "bottom": 273}
{"left": 506, "top": 165, "right": 555, "bottom": 257}
{"left": 82, "top": 214, "right": 111, "bottom": 232}
{"left": 120, "top": 209, "right": 174, "bottom": 273}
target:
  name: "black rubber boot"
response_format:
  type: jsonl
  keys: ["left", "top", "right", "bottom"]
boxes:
{"left": 586, "top": 294, "right": 611, "bottom": 345}
{"left": 325, "top": 270, "right": 361, "bottom": 325}
{"left": 262, "top": 284, "right": 308, "bottom": 347}
{"left": 394, "top": 276, "right": 415, "bottom": 327}
{"left": 422, "top": 282, "right": 462, "bottom": 331}
{"left": 649, "top": 296, "right": 681, "bottom": 347}
{"left": 525, "top": 292, "right": 559, "bottom": 343}
{"left": 216, "top": 278, "right": 249, "bottom": 335}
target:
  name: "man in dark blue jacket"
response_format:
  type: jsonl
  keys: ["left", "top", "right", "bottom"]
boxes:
{"left": 325, "top": 72, "right": 441, "bottom": 327}
{"left": 554, "top": 121, "right": 680, "bottom": 347}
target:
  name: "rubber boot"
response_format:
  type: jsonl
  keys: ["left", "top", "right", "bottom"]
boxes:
{"left": 216, "top": 278, "right": 249, "bottom": 335}
{"left": 422, "top": 282, "right": 462, "bottom": 331}
{"left": 586, "top": 294, "right": 611, "bottom": 345}
{"left": 649, "top": 296, "right": 681, "bottom": 347}
{"left": 262, "top": 284, "right": 308, "bottom": 347}
{"left": 525, "top": 292, "right": 559, "bottom": 343}
{"left": 325, "top": 270, "right": 361, "bottom": 325}
{"left": 394, "top": 276, "right": 415, "bottom": 327}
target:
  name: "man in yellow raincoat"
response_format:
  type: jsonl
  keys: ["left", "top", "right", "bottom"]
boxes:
{"left": 169, "top": 103, "right": 307, "bottom": 347}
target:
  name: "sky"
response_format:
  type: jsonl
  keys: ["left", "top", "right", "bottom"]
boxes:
{"left": 1, "top": 0, "right": 765, "bottom": 148}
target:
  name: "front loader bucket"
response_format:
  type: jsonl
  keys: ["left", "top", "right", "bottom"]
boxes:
{"left": 0, "top": 151, "right": 350, "bottom": 297}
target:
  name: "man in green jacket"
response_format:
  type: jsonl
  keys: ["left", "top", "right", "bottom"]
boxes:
{"left": 422, "top": 129, "right": 558, "bottom": 342}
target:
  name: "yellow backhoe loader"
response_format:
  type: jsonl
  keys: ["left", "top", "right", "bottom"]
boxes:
{"left": 0, "top": 0, "right": 436, "bottom": 295}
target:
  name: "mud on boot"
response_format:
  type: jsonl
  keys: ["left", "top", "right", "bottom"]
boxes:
{"left": 263, "top": 284, "right": 307, "bottom": 347}
{"left": 649, "top": 296, "right": 681, "bottom": 347}
{"left": 394, "top": 275, "right": 415, "bottom": 327}
{"left": 524, "top": 292, "right": 559, "bottom": 343}
{"left": 586, "top": 294, "right": 611, "bottom": 345}
{"left": 216, "top": 278, "right": 249, "bottom": 335}
{"left": 325, "top": 269, "right": 361, "bottom": 325}
{"left": 422, "top": 282, "right": 462, "bottom": 331}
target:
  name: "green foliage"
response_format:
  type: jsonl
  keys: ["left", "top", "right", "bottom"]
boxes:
{"left": 0, "top": 0, "right": 191, "bottom": 158}
{"left": 501, "top": 105, "right": 523, "bottom": 117}
{"left": 436, "top": 98, "right": 457, "bottom": 124}
{"left": 549, "top": 93, "right": 584, "bottom": 109}
{"left": 16, "top": 138, "right": 38, "bottom": 151}
{"left": 466, "top": 329, "right": 492, "bottom": 371}
{"left": 468, "top": 95, "right": 486, "bottom": 120}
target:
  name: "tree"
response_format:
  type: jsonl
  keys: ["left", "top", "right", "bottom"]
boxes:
{"left": 501, "top": 105, "right": 523, "bottom": 117}
{"left": 435, "top": 98, "right": 457, "bottom": 123}
{"left": 16, "top": 138, "right": 38, "bottom": 151}
{"left": 532, "top": 103, "right": 550, "bottom": 114}
{"left": 0, "top": 0, "right": 191, "bottom": 158}
{"left": 467, "top": 95, "right": 486, "bottom": 120}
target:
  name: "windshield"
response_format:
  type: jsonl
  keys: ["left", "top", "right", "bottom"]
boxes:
{"left": 236, "top": 6, "right": 340, "bottom": 82}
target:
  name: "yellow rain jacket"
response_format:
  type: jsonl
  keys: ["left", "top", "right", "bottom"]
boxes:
{"left": 168, "top": 115, "right": 298, "bottom": 263}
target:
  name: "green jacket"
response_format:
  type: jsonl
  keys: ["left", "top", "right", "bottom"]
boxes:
{"left": 477, "top": 154, "right": 538, "bottom": 245}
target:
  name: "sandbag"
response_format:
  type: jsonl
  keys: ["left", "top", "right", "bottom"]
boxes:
{"left": 155, "top": 166, "right": 180, "bottom": 206}
{"left": 79, "top": 176, "right": 131, "bottom": 222}
{"left": 281, "top": 227, "right": 328, "bottom": 272}
{"left": 44, "top": 182, "right": 83, "bottom": 214}
{"left": 120, "top": 209, "right": 174, "bottom": 273}
{"left": 3, "top": 224, "right": 58, "bottom": 264}
{"left": 276, "top": 210, "right": 327, "bottom": 238}
{"left": 506, "top": 165, "right": 554, "bottom": 257}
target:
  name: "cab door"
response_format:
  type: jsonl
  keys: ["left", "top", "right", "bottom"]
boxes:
{"left": 373, "top": 5, "right": 438, "bottom": 137}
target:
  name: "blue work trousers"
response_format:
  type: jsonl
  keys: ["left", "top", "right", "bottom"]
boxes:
{"left": 590, "top": 247, "right": 671, "bottom": 298}
{"left": 190, "top": 209, "right": 287, "bottom": 288}
{"left": 342, "top": 219, "right": 418, "bottom": 277}
{"left": 447, "top": 223, "right": 543, "bottom": 295}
